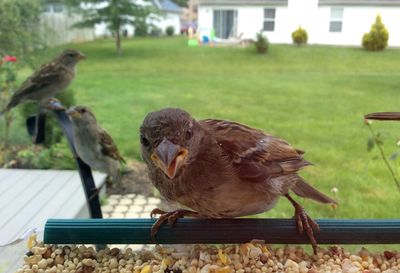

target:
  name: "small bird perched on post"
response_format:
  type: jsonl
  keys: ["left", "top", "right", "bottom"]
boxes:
{"left": 140, "top": 108, "right": 337, "bottom": 254}
{"left": 67, "top": 106, "right": 125, "bottom": 184}
{"left": 0, "top": 49, "right": 85, "bottom": 115}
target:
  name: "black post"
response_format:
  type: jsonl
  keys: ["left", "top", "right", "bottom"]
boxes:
{"left": 26, "top": 102, "right": 103, "bottom": 219}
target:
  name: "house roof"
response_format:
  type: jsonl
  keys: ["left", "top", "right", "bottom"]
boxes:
{"left": 199, "top": 0, "right": 288, "bottom": 6}
{"left": 154, "top": 0, "right": 182, "bottom": 13}
{"left": 319, "top": 0, "right": 400, "bottom": 6}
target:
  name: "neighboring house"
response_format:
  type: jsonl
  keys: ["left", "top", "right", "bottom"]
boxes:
{"left": 181, "top": 0, "right": 199, "bottom": 24}
{"left": 94, "top": 0, "right": 182, "bottom": 37}
{"left": 42, "top": 2, "right": 95, "bottom": 45}
{"left": 198, "top": 0, "right": 400, "bottom": 46}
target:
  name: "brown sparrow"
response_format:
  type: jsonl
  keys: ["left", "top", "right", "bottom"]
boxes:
{"left": 0, "top": 49, "right": 85, "bottom": 115}
{"left": 140, "top": 108, "right": 337, "bottom": 254}
{"left": 67, "top": 106, "right": 125, "bottom": 183}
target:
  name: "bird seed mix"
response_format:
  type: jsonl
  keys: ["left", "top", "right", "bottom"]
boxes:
{"left": 15, "top": 242, "right": 400, "bottom": 273}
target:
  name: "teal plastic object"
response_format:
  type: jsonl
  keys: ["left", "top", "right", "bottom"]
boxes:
{"left": 44, "top": 218, "right": 400, "bottom": 245}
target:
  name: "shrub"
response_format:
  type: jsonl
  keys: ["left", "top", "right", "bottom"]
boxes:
{"left": 254, "top": 32, "right": 268, "bottom": 54}
{"left": 1, "top": 142, "right": 75, "bottom": 169}
{"left": 362, "top": 15, "right": 389, "bottom": 51}
{"left": 0, "top": 55, "right": 18, "bottom": 141}
{"left": 19, "top": 89, "right": 76, "bottom": 147}
{"left": 166, "top": 26, "right": 175, "bottom": 36}
{"left": 134, "top": 20, "right": 148, "bottom": 37}
{"left": 292, "top": 26, "right": 308, "bottom": 46}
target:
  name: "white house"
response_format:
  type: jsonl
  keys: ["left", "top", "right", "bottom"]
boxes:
{"left": 153, "top": 0, "right": 182, "bottom": 34}
{"left": 94, "top": 0, "right": 182, "bottom": 37}
{"left": 198, "top": 0, "right": 400, "bottom": 46}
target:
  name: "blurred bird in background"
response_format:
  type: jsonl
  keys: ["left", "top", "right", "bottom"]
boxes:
{"left": 140, "top": 108, "right": 337, "bottom": 254}
{"left": 0, "top": 49, "right": 85, "bottom": 115}
{"left": 68, "top": 106, "right": 125, "bottom": 185}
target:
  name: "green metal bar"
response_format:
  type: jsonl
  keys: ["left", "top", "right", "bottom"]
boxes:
{"left": 44, "top": 218, "right": 400, "bottom": 245}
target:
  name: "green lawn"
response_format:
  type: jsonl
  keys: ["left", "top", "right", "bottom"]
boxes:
{"left": 6, "top": 37, "right": 400, "bottom": 222}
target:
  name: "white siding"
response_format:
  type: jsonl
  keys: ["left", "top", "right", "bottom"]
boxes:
{"left": 154, "top": 13, "right": 182, "bottom": 35}
{"left": 198, "top": 0, "right": 400, "bottom": 46}
{"left": 198, "top": 5, "right": 292, "bottom": 41}
{"left": 313, "top": 6, "right": 400, "bottom": 46}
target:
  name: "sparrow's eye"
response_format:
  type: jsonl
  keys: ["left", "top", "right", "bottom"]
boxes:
{"left": 186, "top": 128, "right": 193, "bottom": 140}
{"left": 68, "top": 53, "right": 75, "bottom": 57}
{"left": 140, "top": 135, "right": 150, "bottom": 147}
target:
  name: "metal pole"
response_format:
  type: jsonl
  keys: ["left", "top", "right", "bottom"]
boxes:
{"left": 26, "top": 102, "right": 103, "bottom": 219}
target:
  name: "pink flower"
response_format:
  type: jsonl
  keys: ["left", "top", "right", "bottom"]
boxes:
{"left": 3, "top": 55, "right": 17, "bottom": 62}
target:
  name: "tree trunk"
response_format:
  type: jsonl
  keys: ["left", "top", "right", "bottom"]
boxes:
{"left": 115, "top": 29, "right": 122, "bottom": 56}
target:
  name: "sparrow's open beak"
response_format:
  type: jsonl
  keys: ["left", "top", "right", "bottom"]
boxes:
{"left": 66, "top": 108, "right": 80, "bottom": 118}
{"left": 365, "top": 112, "right": 400, "bottom": 121}
{"left": 151, "top": 138, "right": 188, "bottom": 179}
{"left": 78, "top": 53, "right": 86, "bottom": 60}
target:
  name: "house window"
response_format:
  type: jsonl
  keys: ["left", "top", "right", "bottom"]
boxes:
{"left": 263, "top": 8, "right": 275, "bottom": 31}
{"left": 329, "top": 8, "right": 343, "bottom": 32}
{"left": 213, "top": 10, "right": 238, "bottom": 39}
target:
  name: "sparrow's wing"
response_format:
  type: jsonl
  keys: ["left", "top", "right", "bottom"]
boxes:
{"left": 13, "top": 62, "right": 67, "bottom": 97}
{"left": 99, "top": 129, "right": 125, "bottom": 163}
{"left": 201, "top": 119, "right": 311, "bottom": 183}
{"left": 201, "top": 119, "right": 336, "bottom": 204}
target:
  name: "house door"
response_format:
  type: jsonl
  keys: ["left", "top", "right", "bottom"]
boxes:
{"left": 213, "top": 10, "right": 237, "bottom": 39}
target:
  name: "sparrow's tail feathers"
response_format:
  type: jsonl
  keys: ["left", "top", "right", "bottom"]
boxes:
{"left": 0, "top": 96, "right": 20, "bottom": 116}
{"left": 292, "top": 177, "right": 337, "bottom": 205}
{"left": 280, "top": 159, "right": 313, "bottom": 174}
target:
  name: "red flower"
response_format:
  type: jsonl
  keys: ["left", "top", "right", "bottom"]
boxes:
{"left": 3, "top": 55, "right": 17, "bottom": 62}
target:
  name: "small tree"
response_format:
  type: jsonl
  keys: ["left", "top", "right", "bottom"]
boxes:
{"left": 67, "top": 0, "right": 156, "bottom": 55}
{"left": 362, "top": 15, "right": 389, "bottom": 51}
{"left": 292, "top": 26, "right": 308, "bottom": 46}
{"left": 0, "top": 0, "right": 46, "bottom": 67}
{"left": 254, "top": 32, "right": 268, "bottom": 54}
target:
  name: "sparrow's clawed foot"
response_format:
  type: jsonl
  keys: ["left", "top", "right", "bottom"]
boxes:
{"left": 150, "top": 208, "right": 199, "bottom": 239}
{"left": 286, "top": 194, "right": 320, "bottom": 255}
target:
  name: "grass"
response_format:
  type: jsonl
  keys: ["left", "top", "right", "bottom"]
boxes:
{"left": 4, "top": 37, "right": 400, "bottom": 224}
